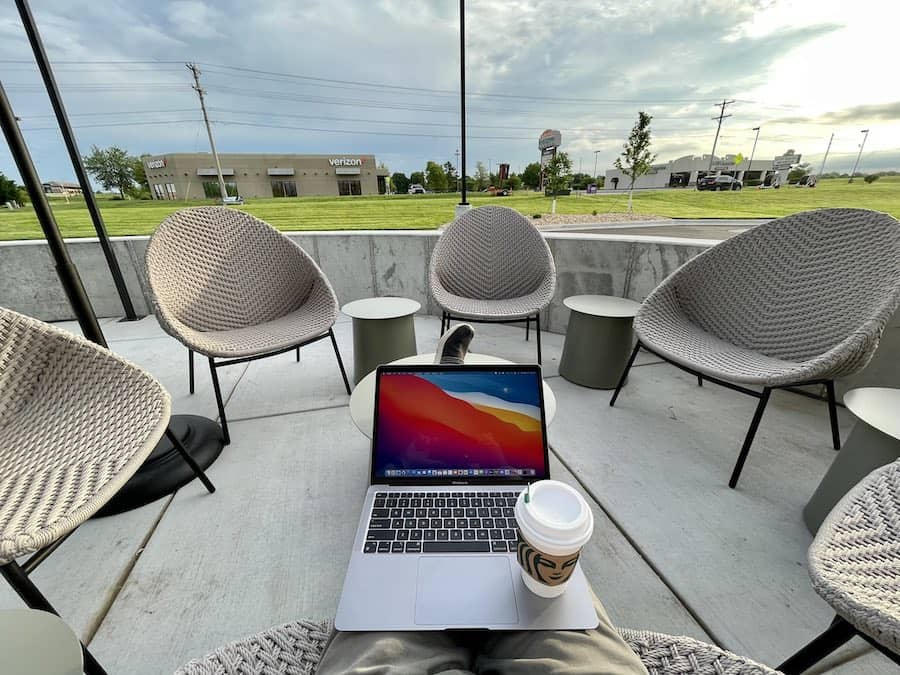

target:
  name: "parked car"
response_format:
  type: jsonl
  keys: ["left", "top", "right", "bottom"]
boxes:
{"left": 697, "top": 175, "right": 742, "bottom": 191}
{"left": 487, "top": 185, "right": 509, "bottom": 196}
{"left": 221, "top": 195, "right": 244, "bottom": 205}
{"left": 408, "top": 184, "right": 426, "bottom": 194}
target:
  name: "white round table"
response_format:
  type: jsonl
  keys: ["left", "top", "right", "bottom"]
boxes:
{"left": 559, "top": 295, "right": 641, "bottom": 389}
{"left": 0, "top": 609, "right": 83, "bottom": 675}
{"left": 804, "top": 387, "right": 900, "bottom": 533}
{"left": 341, "top": 297, "right": 421, "bottom": 384}
{"left": 349, "top": 352, "right": 557, "bottom": 438}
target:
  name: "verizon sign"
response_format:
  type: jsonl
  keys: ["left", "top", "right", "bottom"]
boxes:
{"left": 146, "top": 158, "right": 166, "bottom": 169}
{"left": 329, "top": 158, "right": 362, "bottom": 167}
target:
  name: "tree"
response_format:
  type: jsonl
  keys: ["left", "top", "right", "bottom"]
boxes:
{"left": 521, "top": 162, "right": 541, "bottom": 190}
{"left": 410, "top": 171, "right": 425, "bottom": 187}
{"left": 391, "top": 172, "right": 410, "bottom": 195}
{"left": 474, "top": 162, "right": 489, "bottom": 191}
{"left": 443, "top": 161, "right": 458, "bottom": 192}
{"left": 614, "top": 111, "right": 657, "bottom": 212}
{"left": 83, "top": 145, "right": 137, "bottom": 198}
{"left": 864, "top": 174, "right": 880, "bottom": 184}
{"left": 0, "top": 172, "right": 20, "bottom": 203}
{"left": 507, "top": 174, "right": 522, "bottom": 191}
{"left": 544, "top": 151, "right": 573, "bottom": 213}
{"left": 788, "top": 162, "right": 811, "bottom": 184}
{"left": 425, "top": 161, "right": 448, "bottom": 192}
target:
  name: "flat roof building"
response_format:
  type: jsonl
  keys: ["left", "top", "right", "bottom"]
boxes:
{"left": 605, "top": 151, "right": 801, "bottom": 190}
{"left": 144, "top": 153, "right": 389, "bottom": 200}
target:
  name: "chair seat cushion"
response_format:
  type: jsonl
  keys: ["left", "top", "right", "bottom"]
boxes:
{"left": 175, "top": 302, "right": 337, "bottom": 359}
{"left": 635, "top": 308, "right": 809, "bottom": 387}
{"left": 434, "top": 289, "right": 548, "bottom": 321}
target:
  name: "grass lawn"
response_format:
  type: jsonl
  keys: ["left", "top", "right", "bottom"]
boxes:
{"left": 0, "top": 177, "right": 897, "bottom": 241}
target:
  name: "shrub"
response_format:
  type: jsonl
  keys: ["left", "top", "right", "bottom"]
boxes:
{"left": 532, "top": 213, "right": 542, "bottom": 219}
{"left": 864, "top": 174, "right": 880, "bottom": 184}
{"left": 592, "top": 209, "right": 598, "bottom": 216}
{"left": 745, "top": 180, "right": 762, "bottom": 187}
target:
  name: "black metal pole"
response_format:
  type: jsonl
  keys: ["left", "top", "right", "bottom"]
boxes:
{"left": 15, "top": 0, "right": 138, "bottom": 321}
{"left": 0, "top": 82, "right": 107, "bottom": 347}
{"left": 458, "top": 0, "right": 468, "bottom": 206}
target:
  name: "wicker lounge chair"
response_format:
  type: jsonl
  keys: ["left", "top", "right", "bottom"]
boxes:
{"left": 146, "top": 207, "right": 351, "bottom": 444}
{"left": 610, "top": 208, "right": 900, "bottom": 488}
{"left": 175, "top": 620, "right": 779, "bottom": 674}
{"left": 429, "top": 205, "right": 556, "bottom": 364}
{"left": 0, "top": 306, "right": 213, "bottom": 675}
{"left": 778, "top": 459, "right": 900, "bottom": 673}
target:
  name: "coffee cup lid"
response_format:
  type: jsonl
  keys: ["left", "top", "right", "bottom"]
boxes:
{"left": 515, "top": 480, "right": 593, "bottom": 556}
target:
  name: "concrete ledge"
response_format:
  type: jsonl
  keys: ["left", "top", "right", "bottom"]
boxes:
{"left": 1, "top": 231, "right": 896, "bottom": 390}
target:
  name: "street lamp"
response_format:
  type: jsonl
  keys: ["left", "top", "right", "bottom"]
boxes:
{"left": 593, "top": 150, "right": 601, "bottom": 180}
{"left": 848, "top": 129, "right": 869, "bottom": 183}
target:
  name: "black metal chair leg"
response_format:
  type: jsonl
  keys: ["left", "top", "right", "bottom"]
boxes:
{"left": 609, "top": 341, "right": 642, "bottom": 407}
{"left": 525, "top": 316, "right": 530, "bottom": 341}
{"left": 164, "top": 427, "right": 216, "bottom": 493}
{"left": 535, "top": 313, "right": 542, "bottom": 364}
{"left": 697, "top": 375, "right": 703, "bottom": 387}
{"left": 728, "top": 387, "right": 772, "bottom": 489}
{"left": 1, "top": 561, "right": 109, "bottom": 675}
{"left": 188, "top": 349, "right": 194, "bottom": 395}
{"left": 826, "top": 380, "right": 841, "bottom": 450}
{"left": 778, "top": 615, "right": 857, "bottom": 675}
{"left": 329, "top": 328, "right": 351, "bottom": 394}
{"left": 207, "top": 357, "right": 230, "bottom": 445}
{"left": 296, "top": 347, "right": 300, "bottom": 362}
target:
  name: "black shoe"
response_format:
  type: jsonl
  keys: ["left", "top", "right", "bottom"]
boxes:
{"left": 435, "top": 323, "right": 474, "bottom": 365}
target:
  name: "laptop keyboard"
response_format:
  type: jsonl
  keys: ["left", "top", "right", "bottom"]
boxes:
{"left": 363, "top": 491, "right": 521, "bottom": 554}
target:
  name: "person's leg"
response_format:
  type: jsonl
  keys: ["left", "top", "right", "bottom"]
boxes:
{"left": 474, "top": 589, "right": 648, "bottom": 675}
{"left": 316, "top": 628, "right": 478, "bottom": 675}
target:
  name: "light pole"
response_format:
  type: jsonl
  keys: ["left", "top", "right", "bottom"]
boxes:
{"left": 455, "top": 149, "right": 461, "bottom": 193}
{"left": 458, "top": 0, "right": 468, "bottom": 208}
{"left": 593, "top": 150, "right": 601, "bottom": 181}
{"left": 848, "top": 129, "right": 869, "bottom": 183}
{"left": 748, "top": 126, "right": 760, "bottom": 169}
{"left": 818, "top": 133, "right": 834, "bottom": 178}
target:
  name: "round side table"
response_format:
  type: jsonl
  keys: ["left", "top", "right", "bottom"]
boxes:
{"left": 559, "top": 295, "right": 641, "bottom": 389}
{"left": 349, "top": 352, "right": 557, "bottom": 438}
{"left": 803, "top": 387, "right": 900, "bottom": 534}
{"left": 0, "top": 609, "right": 83, "bottom": 675}
{"left": 342, "top": 297, "right": 420, "bottom": 385}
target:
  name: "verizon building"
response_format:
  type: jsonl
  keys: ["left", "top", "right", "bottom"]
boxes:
{"left": 144, "top": 153, "right": 389, "bottom": 200}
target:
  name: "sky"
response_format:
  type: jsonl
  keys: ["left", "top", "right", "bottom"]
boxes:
{"left": 1, "top": 0, "right": 898, "bottom": 183}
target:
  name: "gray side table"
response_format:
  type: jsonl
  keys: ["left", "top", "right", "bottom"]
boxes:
{"left": 0, "top": 609, "right": 83, "bottom": 675}
{"left": 342, "top": 297, "right": 420, "bottom": 385}
{"left": 804, "top": 387, "right": 900, "bottom": 534}
{"left": 559, "top": 295, "right": 641, "bottom": 389}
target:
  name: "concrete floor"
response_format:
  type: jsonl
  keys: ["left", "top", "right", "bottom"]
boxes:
{"left": 1, "top": 314, "right": 893, "bottom": 674}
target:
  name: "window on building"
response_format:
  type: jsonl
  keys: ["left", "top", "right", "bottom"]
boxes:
{"left": 153, "top": 184, "right": 165, "bottom": 199}
{"left": 165, "top": 183, "right": 177, "bottom": 199}
{"left": 338, "top": 179, "right": 362, "bottom": 196}
{"left": 271, "top": 180, "right": 298, "bottom": 198}
{"left": 202, "top": 181, "right": 239, "bottom": 199}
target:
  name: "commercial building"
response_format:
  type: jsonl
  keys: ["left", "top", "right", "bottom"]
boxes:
{"left": 42, "top": 181, "right": 83, "bottom": 196}
{"left": 144, "top": 153, "right": 390, "bottom": 200}
{"left": 605, "top": 151, "right": 801, "bottom": 190}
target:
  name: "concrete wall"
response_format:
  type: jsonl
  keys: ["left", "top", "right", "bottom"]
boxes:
{"left": 0, "top": 231, "right": 896, "bottom": 393}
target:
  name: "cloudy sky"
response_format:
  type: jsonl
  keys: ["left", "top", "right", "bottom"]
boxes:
{"left": 1, "top": 0, "right": 898, "bottom": 183}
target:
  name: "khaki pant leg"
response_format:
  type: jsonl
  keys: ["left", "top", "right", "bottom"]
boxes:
{"left": 316, "top": 628, "right": 477, "bottom": 675}
{"left": 473, "top": 590, "right": 648, "bottom": 675}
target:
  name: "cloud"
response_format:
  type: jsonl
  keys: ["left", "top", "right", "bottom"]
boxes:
{"left": 166, "top": 1, "right": 224, "bottom": 40}
{"left": 771, "top": 101, "right": 900, "bottom": 125}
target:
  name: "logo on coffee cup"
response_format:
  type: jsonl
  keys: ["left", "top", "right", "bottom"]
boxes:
{"left": 516, "top": 529, "right": 581, "bottom": 587}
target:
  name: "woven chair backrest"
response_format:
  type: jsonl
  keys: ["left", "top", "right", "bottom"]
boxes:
{"left": 670, "top": 208, "right": 900, "bottom": 362}
{"left": 147, "top": 207, "right": 322, "bottom": 332}
{"left": 431, "top": 206, "right": 555, "bottom": 301}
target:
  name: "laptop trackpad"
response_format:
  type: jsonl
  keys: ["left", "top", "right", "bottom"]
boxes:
{"left": 415, "top": 556, "right": 519, "bottom": 626}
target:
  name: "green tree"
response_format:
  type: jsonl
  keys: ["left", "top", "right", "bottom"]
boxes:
{"left": 83, "top": 145, "right": 137, "bottom": 198}
{"left": 521, "top": 162, "right": 541, "bottom": 189}
{"left": 474, "top": 162, "right": 489, "bottom": 190}
{"left": 614, "top": 111, "right": 657, "bottom": 212}
{"left": 443, "top": 161, "right": 458, "bottom": 192}
{"left": 544, "top": 151, "right": 573, "bottom": 212}
{"left": 410, "top": 171, "right": 425, "bottom": 187}
{"left": 391, "top": 172, "right": 410, "bottom": 194}
{"left": 507, "top": 174, "right": 522, "bottom": 191}
{"left": 0, "top": 172, "right": 20, "bottom": 203}
{"left": 425, "top": 161, "right": 448, "bottom": 192}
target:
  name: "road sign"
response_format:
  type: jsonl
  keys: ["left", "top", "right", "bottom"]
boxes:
{"left": 773, "top": 153, "right": 801, "bottom": 170}
{"left": 539, "top": 129, "right": 562, "bottom": 151}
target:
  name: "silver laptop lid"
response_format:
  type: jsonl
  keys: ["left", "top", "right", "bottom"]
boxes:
{"left": 371, "top": 364, "right": 549, "bottom": 486}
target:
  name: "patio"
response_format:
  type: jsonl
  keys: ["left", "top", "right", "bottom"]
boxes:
{"left": 0, "top": 310, "right": 893, "bottom": 674}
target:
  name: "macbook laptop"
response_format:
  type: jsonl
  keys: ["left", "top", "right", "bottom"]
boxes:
{"left": 335, "top": 363, "right": 598, "bottom": 631}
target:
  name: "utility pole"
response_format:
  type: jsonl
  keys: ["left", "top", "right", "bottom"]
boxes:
{"left": 748, "top": 126, "right": 760, "bottom": 167}
{"left": 187, "top": 63, "right": 228, "bottom": 202}
{"left": 848, "top": 129, "right": 869, "bottom": 183}
{"left": 593, "top": 150, "right": 601, "bottom": 180}
{"left": 818, "top": 133, "right": 834, "bottom": 178}
{"left": 708, "top": 99, "right": 735, "bottom": 172}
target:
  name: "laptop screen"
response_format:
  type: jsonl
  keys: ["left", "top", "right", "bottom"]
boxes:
{"left": 372, "top": 365, "right": 548, "bottom": 484}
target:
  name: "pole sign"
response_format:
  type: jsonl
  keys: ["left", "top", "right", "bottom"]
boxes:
{"left": 773, "top": 152, "right": 801, "bottom": 171}
{"left": 498, "top": 163, "right": 509, "bottom": 181}
{"left": 538, "top": 129, "right": 562, "bottom": 151}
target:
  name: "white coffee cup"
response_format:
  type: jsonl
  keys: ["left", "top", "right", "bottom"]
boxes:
{"left": 514, "top": 480, "right": 594, "bottom": 598}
